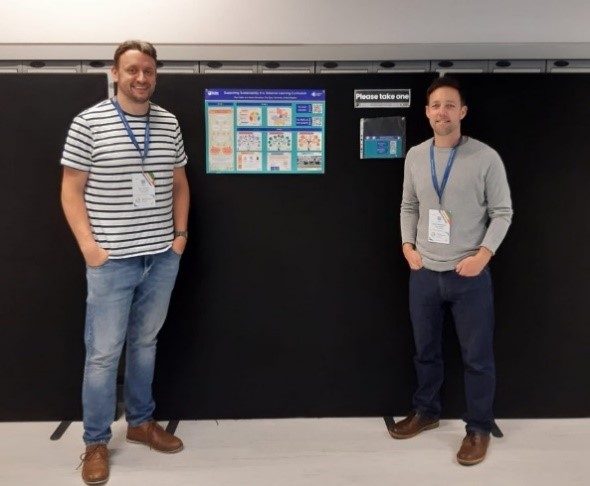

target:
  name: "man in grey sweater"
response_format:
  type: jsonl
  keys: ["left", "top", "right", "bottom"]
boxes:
{"left": 389, "top": 76, "right": 513, "bottom": 466}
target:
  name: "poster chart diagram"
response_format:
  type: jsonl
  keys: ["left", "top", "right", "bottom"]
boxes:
{"left": 205, "top": 89, "right": 326, "bottom": 174}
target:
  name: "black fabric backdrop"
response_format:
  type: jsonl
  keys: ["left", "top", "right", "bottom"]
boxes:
{"left": 0, "top": 74, "right": 107, "bottom": 420}
{"left": 0, "top": 72, "right": 588, "bottom": 421}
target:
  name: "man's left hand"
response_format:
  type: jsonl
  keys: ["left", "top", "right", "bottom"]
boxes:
{"left": 171, "top": 236, "right": 187, "bottom": 255}
{"left": 455, "top": 247, "right": 493, "bottom": 277}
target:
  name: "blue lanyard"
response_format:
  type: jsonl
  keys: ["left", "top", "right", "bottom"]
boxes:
{"left": 430, "top": 140, "right": 459, "bottom": 206}
{"left": 111, "top": 98, "right": 150, "bottom": 163}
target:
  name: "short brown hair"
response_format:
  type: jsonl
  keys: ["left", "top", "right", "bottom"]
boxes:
{"left": 426, "top": 76, "right": 466, "bottom": 106}
{"left": 114, "top": 40, "right": 157, "bottom": 67}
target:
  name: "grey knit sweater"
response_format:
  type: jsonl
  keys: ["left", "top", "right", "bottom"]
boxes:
{"left": 400, "top": 137, "right": 513, "bottom": 272}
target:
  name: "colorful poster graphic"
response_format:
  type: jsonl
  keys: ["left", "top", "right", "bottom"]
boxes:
{"left": 207, "top": 107, "right": 235, "bottom": 171}
{"left": 205, "top": 89, "right": 326, "bottom": 174}
{"left": 267, "top": 106, "right": 292, "bottom": 126}
{"left": 237, "top": 107, "right": 262, "bottom": 127}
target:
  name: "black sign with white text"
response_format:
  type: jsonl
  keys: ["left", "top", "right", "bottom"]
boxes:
{"left": 354, "top": 89, "right": 411, "bottom": 108}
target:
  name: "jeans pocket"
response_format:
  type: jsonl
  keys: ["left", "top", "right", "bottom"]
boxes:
{"left": 170, "top": 248, "right": 183, "bottom": 258}
{"left": 87, "top": 257, "right": 110, "bottom": 270}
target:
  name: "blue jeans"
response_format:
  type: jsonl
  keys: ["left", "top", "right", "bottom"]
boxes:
{"left": 409, "top": 267, "right": 495, "bottom": 435}
{"left": 82, "top": 249, "right": 181, "bottom": 445}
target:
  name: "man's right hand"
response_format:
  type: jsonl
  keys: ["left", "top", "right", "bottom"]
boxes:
{"left": 402, "top": 243, "right": 423, "bottom": 270}
{"left": 82, "top": 244, "right": 109, "bottom": 267}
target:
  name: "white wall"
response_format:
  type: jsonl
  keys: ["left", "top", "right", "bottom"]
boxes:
{"left": 1, "top": 0, "right": 589, "bottom": 61}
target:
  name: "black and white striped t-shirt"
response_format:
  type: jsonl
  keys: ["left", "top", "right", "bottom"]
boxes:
{"left": 61, "top": 99, "right": 188, "bottom": 259}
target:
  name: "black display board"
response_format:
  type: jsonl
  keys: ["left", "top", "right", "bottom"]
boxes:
{"left": 0, "top": 74, "right": 107, "bottom": 420}
{"left": 150, "top": 73, "right": 590, "bottom": 420}
{"left": 150, "top": 74, "right": 436, "bottom": 419}
{"left": 454, "top": 74, "right": 590, "bottom": 417}
{"left": 1, "top": 72, "right": 588, "bottom": 422}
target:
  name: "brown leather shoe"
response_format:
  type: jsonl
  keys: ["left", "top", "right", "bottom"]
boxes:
{"left": 126, "top": 420, "right": 184, "bottom": 453}
{"left": 388, "top": 411, "right": 439, "bottom": 439}
{"left": 457, "top": 432, "right": 490, "bottom": 466}
{"left": 79, "top": 444, "right": 109, "bottom": 485}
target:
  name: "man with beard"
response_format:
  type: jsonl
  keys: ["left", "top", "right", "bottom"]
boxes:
{"left": 390, "top": 76, "right": 512, "bottom": 466}
{"left": 61, "top": 40, "right": 190, "bottom": 484}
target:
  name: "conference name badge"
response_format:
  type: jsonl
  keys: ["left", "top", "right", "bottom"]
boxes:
{"left": 428, "top": 209, "right": 451, "bottom": 244}
{"left": 132, "top": 173, "right": 156, "bottom": 208}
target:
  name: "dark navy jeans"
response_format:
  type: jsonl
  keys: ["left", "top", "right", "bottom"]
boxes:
{"left": 409, "top": 266, "right": 495, "bottom": 435}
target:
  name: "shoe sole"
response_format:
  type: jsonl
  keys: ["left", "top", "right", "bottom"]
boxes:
{"left": 388, "top": 421, "right": 439, "bottom": 439}
{"left": 126, "top": 438, "right": 184, "bottom": 453}
{"left": 82, "top": 475, "right": 109, "bottom": 485}
{"left": 457, "top": 455, "right": 486, "bottom": 466}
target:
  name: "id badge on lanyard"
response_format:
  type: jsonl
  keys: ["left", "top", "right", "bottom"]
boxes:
{"left": 112, "top": 98, "right": 154, "bottom": 208}
{"left": 428, "top": 209, "right": 451, "bottom": 244}
{"left": 132, "top": 173, "right": 156, "bottom": 208}
{"left": 427, "top": 142, "right": 457, "bottom": 244}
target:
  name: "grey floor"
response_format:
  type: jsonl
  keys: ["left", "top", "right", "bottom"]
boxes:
{"left": 0, "top": 417, "right": 588, "bottom": 485}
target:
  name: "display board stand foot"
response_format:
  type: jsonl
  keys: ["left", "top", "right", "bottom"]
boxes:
{"left": 50, "top": 421, "right": 72, "bottom": 440}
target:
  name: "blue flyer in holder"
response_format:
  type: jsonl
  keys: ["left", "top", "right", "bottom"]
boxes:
{"left": 360, "top": 116, "right": 406, "bottom": 159}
